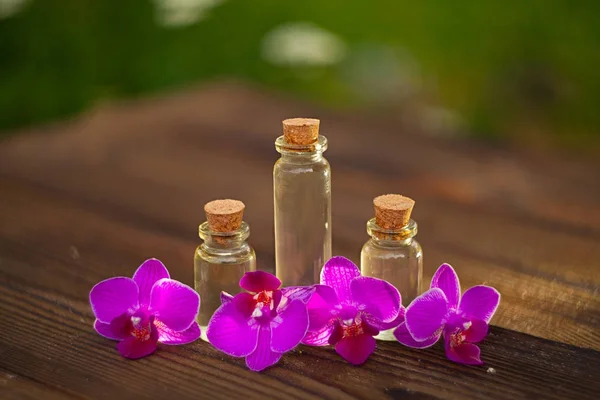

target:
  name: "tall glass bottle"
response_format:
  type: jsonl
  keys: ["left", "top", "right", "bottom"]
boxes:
{"left": 360, "top": 194, "right": 423, "bottom": 341}
{"left": 194, "top": 199, "right": 256, "bottom": 341}
{"left": 274, "top": 118, "right": 332, "bottom": 286}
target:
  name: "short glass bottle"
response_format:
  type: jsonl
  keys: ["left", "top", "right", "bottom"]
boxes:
{"left": 274, "top": 118, "right": 332, "bottom": 287}
{"left": 360, "top": 197, "right": 423, "bottom": 341}
{"left": 194, "top": 211, "right": 256, "bottom": 342}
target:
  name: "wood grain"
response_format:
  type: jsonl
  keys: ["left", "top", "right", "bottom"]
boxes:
{"left": 0, "top": 210, "right": 599, "bottom": 399}
{"left": 1, "top": 81, "right": 599, "bottom": 399}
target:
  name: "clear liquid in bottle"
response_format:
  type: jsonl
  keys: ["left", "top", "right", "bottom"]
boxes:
{"left": 274, "top": 118, "right": 332, "bottom": 286}
{"left": 360, "top": 195, "right": 423, "bottom": 341}
{"left": 193, "top": 200, "right": 256, "bottom": 341}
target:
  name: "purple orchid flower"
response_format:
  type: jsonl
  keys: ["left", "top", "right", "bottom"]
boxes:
{"left": 302, "top": 256, "right": 402, "bottom": 365}
{"left": 394, "top": 263, "right": 500, "bottom": 365}
{"left": 90, "top": 258, "right": 201, "bottom": 359}
{"left": 206, "top": 271, "right": 312, "bottom": 372}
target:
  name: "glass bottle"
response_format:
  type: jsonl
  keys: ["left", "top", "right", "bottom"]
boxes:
{"left": 360, "top": 194, "right": 423, "bottom": 341}
{"left": 274, "top": 118, "right": 332, "bottom": 287}
{"left": 194, "top": 199, "right": 256, "bottom": 341}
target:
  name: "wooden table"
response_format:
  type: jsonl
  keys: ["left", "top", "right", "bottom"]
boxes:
{"left": 1, "top": 82, "right": 599, "bottom": 399}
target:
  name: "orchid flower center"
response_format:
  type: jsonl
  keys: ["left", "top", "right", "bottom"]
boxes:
{"left": 130, "top": 315, "right": 152, "bottom": 342}
{"left": 449, "top": 321, "right": 473, "bottom": 348}
{"left": 255, "top": 290, "right": 273, "bottom": 306}
{"left": 449, "top": 330, "right": 466, "bottom": 348}
{"left": 251, "top": 290, "right": 274, "bottom": 319}
{"left": 340, "top": 317, "right": 364, "bottom": 338}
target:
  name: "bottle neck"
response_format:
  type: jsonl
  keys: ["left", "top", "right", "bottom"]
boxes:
{"left": 199, "top": 221, "right": 250, "bottom": 250}
{"left": 367, "top": 218, "right": 418, "bottom": 247}
{"left": 280, "top": 152, "right": 324, "bottom": 163}
{"left": 275, "top": 135, "right": 327, "bottom": 164}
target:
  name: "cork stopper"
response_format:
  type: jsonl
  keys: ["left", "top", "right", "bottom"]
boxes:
{"left": 204, "top": 199, "right": 245, "bottom": 232}
{"left": 374, "top": 194, "right": 415, "bottom": 230}
{"left": 282, "top": 118, "right": 320, "bottom": 145}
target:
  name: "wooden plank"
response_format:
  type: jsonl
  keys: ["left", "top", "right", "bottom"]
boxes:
{"left": 0, "top": 193, "right": 598, "bottom": 400}
{"left": 0, "top": 368, "right": 69, "bottom": 400}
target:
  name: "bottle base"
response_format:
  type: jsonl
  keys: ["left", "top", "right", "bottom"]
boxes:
{"left": 375, "top": 329, "right": 397, "bottom": 341}
{"left": 200, "top": 325, "right": 209, "bottom": 342}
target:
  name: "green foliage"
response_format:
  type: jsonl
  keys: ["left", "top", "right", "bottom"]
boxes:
{"left": 1, "top": 0, "right": 599, "bottom": 145}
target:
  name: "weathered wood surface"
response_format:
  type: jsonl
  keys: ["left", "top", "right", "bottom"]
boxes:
{"left": 0, "top": 81, "right": 599, "bottom": 399}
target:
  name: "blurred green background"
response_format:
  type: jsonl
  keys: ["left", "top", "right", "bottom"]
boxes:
{"left": 1, "top": 0, "right": 599, "bottom": 150}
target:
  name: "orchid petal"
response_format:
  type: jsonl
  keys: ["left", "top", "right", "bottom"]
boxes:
{"left": 362, "top": 306, "right": 405, "bottom": 331}
{"left": 308, "top": 306, "right": 335, "bottom": 331}
{"left": 446, "top": 312, "right": 469, "bottom": 328}
{"left": 378, "top": 307, "right": 405, "bottom": 330}
{"left": 351, "top": 276, "right": 401, "bottom": 323}
{"left": 362, "top": 320, "right": 380, "bottom": 336}
{"left": 394, "top": 322, "right": 440, "bottom": 348}
{"left": 240, "top": 271, "right": 281, "bottom": 293}
{"left": 320, "top": 256, "right": 360, "bottom": 303}
{"left": 463, "top": 319, "right": 488, "bottom": 343}
{"left": 444, "top": 341, "right": 483, "bottom": 365}
{"left": 108, "top": 312, "right": 134, "bottom": 339}
{"left": 459, "top": 285, "right": 500, "bottom": 323}
{"left": 431, "top": 263, "right": 461, "bottom": 308}
{"left": 271, "top": 299, "right": 309, "bottom": 353}
{"left": 311, "top": 284, "right": 339, "bottom": 305}
{"left": 149, "top": 279, "right": 200, "bottom": 331}
{"left": 281, "top": 285, "right": 316, "bottom": 304}
{"left": 246, "top": 326, "right": 282, "bottom": 372}
{"left": 155, "top": 320, "right": 201, "bottom": 345}
{"left": 302, "top": 323, "right": 334, "bottom": 346}
{"left": 328, "top": 321, "right": 343, "bottom": 345}
{"left": 361, "top": 313, "right": 383, "bottom": 331}
{"left": 405, "top": 288, "right": 448, "bottom": 341}
{"left": 207, "top": 298, "right": 259, "bottom": 357}
{"left": 220, "top": 291, "right": 234, "bottom": 305}
{"left": 116, "top": 327, "right": 158, "bottom": 359}
{"left": 306, "top": 285, "right": 338, "bottom": 332}
{"left": 132, "top": 259, "right": 170, "bottom": 307}
{"left": 335, "top": 334, "right": 376, "bottom": 365}
{"left": 94, "top": 319, "right": 129, "bottom": 340}
{"left": 339, "top": 304, "right": 358, "bottom": 321}
{"left": 89, "top": 277, "right": 139, "bottom": 323}
{"left": 271, "top": 289, "right": 283, "bottom": 316}
{"left": 232, "top": 292, "right": 256, "bottom": 317}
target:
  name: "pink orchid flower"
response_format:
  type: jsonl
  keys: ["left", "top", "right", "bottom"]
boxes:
{"left": 207, "top": 271, "right": 313, "bottom": 371}
{"left": 302, "top": 256, "right": 402, "bottom": 365}
{"left": 394, "top": 263, "right": 500, "bottom": 365}
{"left": 90, "top": 259, "right": 201, "bottom": 359}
